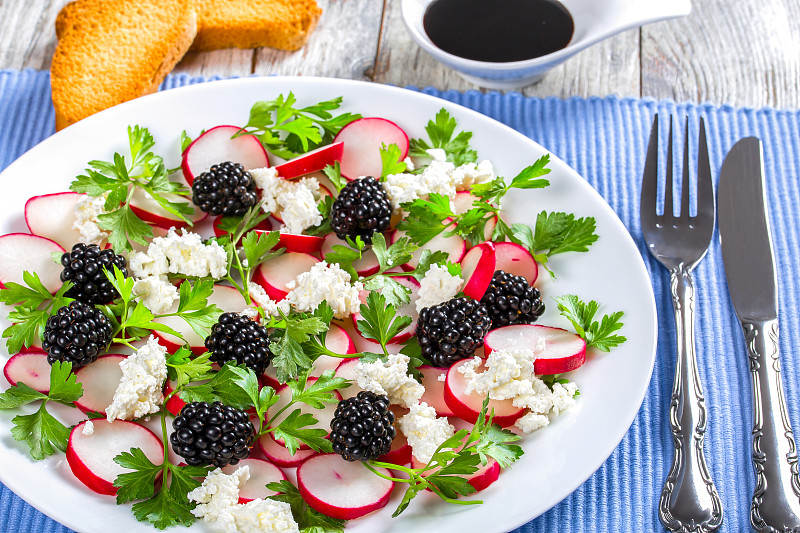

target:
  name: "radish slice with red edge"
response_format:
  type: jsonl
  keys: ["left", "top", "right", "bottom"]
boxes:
{"left": 444, "top": 359, "right": 525, "bottom": 427}
{"left": 128, "top": 187, "right": 207, "bottom": 229}
{"left": 3, "top": 350, "right": 51, "bottom": 393}
{"left": 181, "top": 125, "right": 270, "bottom": 185}
{"left": 66, "top": 419, "right": 163, "bottom": 495}
{"left": 257, "top": 432, "right": 317, "bottom": 468}
{"left": 484, "top": 324, "right": 587, "bottom": 375}
{"left": 418, "top": 365, "right": 455, "bottom": 417}
{"left": 0, "top": 233, "right": 65, "bottom": 293}
{"left": 274, "top": 142, "right": 344, "bottom": 179}
{"left": 221, "top": 458, "right": 287, "bottom": 503}
{"left": 213, "top": 215, "right": 274, "bottom": 239}
{"left": 411, "top": 452, "right": 499, "bottom": 491}
{"left": 321, "top": 233, "right": 380, "bottom": 276}
{"left": 297, "top": 453, "right": 394, "bottom": 520}
{"left": 493, "top": 242, "right": 538, "bottom": 285}
{"left": 460, "top": 241, "right": 496, "bottom": 300}
{"left": 73, "top": 354, "right": 126, "bottom": 414}
{"left": 251, "top": 252, "right": 319, "bottom": 301}
{"left": 333, "top": 117, "right": 409, "bottom": 180}
{"left": 390, "top": 228, "right": 465, "bottom": 268}
{"left": 334, "top": 358, "right": 361, "bottom": 400}
{"left": 24, "top": 192, "right": 84, "bottom": 249}
{"left": 377, "top": 430, "right": 411, "bottom": 465}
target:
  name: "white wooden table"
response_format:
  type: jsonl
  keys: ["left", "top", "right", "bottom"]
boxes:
{"left": 0, "top": 0, "right": 798, "bottom": 109}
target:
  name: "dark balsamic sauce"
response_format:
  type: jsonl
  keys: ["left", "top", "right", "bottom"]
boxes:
{"left": 423, "top": 0, "right": 575, "bottom": 63}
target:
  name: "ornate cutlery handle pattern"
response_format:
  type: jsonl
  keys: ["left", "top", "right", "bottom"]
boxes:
{"left": 743, "top": 318, "right": 800, "bottom": 532}
{"left": 659, "top": 266, "right": 723, "bottom": 532}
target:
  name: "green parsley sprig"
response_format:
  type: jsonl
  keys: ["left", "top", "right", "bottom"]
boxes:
{"left": 380, "top": 143, "right": 408, "bottom": 177}
{"left": 555, "top": 294, "right": 626, "bottom": 351}
{"left": 409, "top": 108, "right": 478, "bottom": 166}
{"left": 268, "top": 480, "right": 345, "bottom": 532}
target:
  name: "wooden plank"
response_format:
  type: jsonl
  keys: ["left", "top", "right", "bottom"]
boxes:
{"left": 174, "top": 49, "right": 254, "bottom": 78}
{"left": 641, "top": 0, "right": 800, "bottom": 109}
{"left": 252, "top": 0, "right": 384, "bottom": 79}
{"left": 0, "top": 0, "right": 70, "bottom": 70}
{"left": 373, "top": 0, "right": 640, "bottom": 98}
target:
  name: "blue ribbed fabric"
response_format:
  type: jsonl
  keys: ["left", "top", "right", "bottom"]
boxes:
{"left": 2, "top": 69, "right": 800, "bottom": 533}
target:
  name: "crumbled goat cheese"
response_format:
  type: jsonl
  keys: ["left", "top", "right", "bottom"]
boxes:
{"left": 515, "top": 412, "right": 550, "bottom": 434}
{"left": 426, "top": 148, "right": 447, "bottom": 162}
{"left": 73, "top": 193, "right": 110, "bottom": 245}
{"left": 437, "top": 373, "right": 447, "bottom": 382}
{"left": 285, "top": 261, "right": 363, "bottom": 319}
{"left": 403, "top": 156, "right": 415, "bottom": 171}
{"left": 128, "top": 228, "right": 227, "bottom": 279}
{"left": 399, "top": 402, "right": 455, "bottom": 463}
{"left": 132, "top": 275, "right": 179, "bottom": 315}
{"left": 355, "top": 353, "right": 424, "bottom": 408}
{"left": 106, "top": 336, "right": 168, "bottom": 422}
{"left": 250, "top": 283, "right": 291, "bottom": 318}
{"left": 232, "top": 499, "right": 300, "bottom": 533}
{"left": 416, "top": 264, "right": 463, "bottom": 311}
{"left": 551, "top": 381, "right": 579, "bottom": 415}
{"left": 241, "top": 306, "right": 259, "bottom": 319}
{"left": 81, "top": 420, "right": 94, "bottom": 436}
{"left": 250, "top": 167, "right": 322, "bottom": 234}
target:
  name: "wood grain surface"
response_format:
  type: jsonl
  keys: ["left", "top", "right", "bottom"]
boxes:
{"left": 0, "top": 0, "right": 797, "bottom": 109}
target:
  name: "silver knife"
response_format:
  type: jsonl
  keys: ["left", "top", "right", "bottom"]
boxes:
{"left": 718, "top": 137, "right": 800, "bottom": 532}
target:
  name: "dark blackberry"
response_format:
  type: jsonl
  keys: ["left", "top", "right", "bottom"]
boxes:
{"left": 60, "top": 243, "right": 128, "bottom": 304}
{"left": 205, "top": 312, "right": 271, "bottom": 375}
{"left": 417, "top": 296, "right": 492, "bottom": 368}
{"left": 191, "top": 161, "right": 258, "bottom": 217}
{"left": 480, "top": 270, "right": 545, "bottom": 329}
{"left": 170, "top": 401, "right": 255, "bottom": 467}
{"left": 41, "top": 300, "right": 112, "bottom": 369}
{"left": 330, "top": 391, "right": 396, "bottom": 462}
{"left": 330, "top": 177, "right": 392, "bottom": 244}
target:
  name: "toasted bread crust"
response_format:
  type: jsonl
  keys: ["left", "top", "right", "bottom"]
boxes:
{"left": 51, "top": 0, "right": 197, "bottom": 130}
{"left": 191, "top": 0, "right": 322, "bottom": 52}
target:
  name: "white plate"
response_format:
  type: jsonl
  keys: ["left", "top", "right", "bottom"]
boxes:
{"left": 0, "top": 77, "right": 656, "bottom": 533}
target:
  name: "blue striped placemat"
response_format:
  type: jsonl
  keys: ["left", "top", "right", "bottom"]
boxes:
{"left": 2, "top": 69, "right": 800, "bottom": 532}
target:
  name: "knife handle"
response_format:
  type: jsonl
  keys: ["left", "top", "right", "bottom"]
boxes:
{"left": 742, "top": 318, "right": 800, "bottom": 532}
{"left": 660, "top": 266, "right": 723, "bottom": 532}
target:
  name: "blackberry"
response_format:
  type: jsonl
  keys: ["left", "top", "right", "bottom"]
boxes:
{"left": 60, "top": 243, "right": 128, "bottom": 304}
{"left": 191, "top": 161, "right": 258, "bottom": 217}
{"left": 171, "top": 401, "right": 255, "bottom": 467}
{"left": 480, "top": 270, "right": 545, "bottom": 329}
{"left": 417, "top": 297, "right": 492, "bottom": 368}
{"left": 42, "top": 300, "right": 113, "bottom": 369}
{"left": 205, "top": 312, "right": 271, "bottom": 375}
{"left": 330, "top": 177, "right": 391, "bottom": 244}
{"left": 330, "top": 391, "right": 396, "bottom": 462}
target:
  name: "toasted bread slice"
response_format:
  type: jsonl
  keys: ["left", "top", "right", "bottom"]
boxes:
{"left": 51, "top": 0, "right": 197, "bottom": 130}
{"left": 191, "top": 0, "right": 322, "bottom": 52}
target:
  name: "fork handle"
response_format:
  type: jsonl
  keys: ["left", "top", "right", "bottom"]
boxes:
{"left": 659, "top": 266, "right": 723, "bottom": 532}
{"left": 741, "top": 318, "right": 800, "bottom": 532}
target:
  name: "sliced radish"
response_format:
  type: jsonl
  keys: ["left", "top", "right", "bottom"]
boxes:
{"left": 152, "top": 284, "right": 246, "bottom": 353}
{"left": 297, "top": 453, "right": 394, "bottom": 520}
{"left": 411, "top": 452, "right": 499, "bottom": 492}
{"left": 333, "top": 118, "right": 409, "bottom": 180}
{"left": 321, "top": 233, "right": 380, "bottom": 276}
{"left": 391, "top": 228, "right": 465, "bottom": 268}
{"left": 377, "top": 431, "right": 411, "bottom": 465}
{"left": 334, "top": 358, "right": 361, "bottom": 400}
{"left": 24, "top": 192, "right": 84, "bottom": 249}
{"left": 444, "top": 359, "right": 525, "bottom": 427}
{"left": 128, "top": 187, "right": 207, "bottom": 229}
{"left": 484, "top": 324, "right": 587, "bottom": 375}
{"left": 164, "top": 378, "right": 186, "bottom": 416}
{"left": 0, "top": 233, "right": 65, "bottom": 293}
{"left": 252, "top": 252, "right": 318, "bottom": 301}
{"left": 493, "top": 242, "right": 538, "bottom": 285}
{"left": 268, "top": 381, "right": 341, "bottom": 449}
{"left": 326, "top": 323, "right": 357, "bottom": 356}
{"left": 274, "top": 142, "right": 344, "bottom": 179}
{"left": 3, "top": 350, "right": 51, "bottom": 393}
{"left": 418, "top": 365, "right": 455, "bottom": 417}
{"left": 66, "top": 419, "right": 163, "bottom": 495}
{"left": 352, "top": 277, "right": 419, "bottom": 345}
{"left": 257, "top": 432, "right": 318, "bottom": 468}
{"left": 221, "top": 458, "right": 287, "bottom": 503}
{"left": 460, "top": 242, "right": 496, "bottom": 300}
{"left": 275, "top": 233, "right": 325, "bottom": 255}
{"left": 182, "top": 125, "right": 270, "bottom": 185}
{"left": 452, "top": 191, "right": 476, "bottom": 215}
{"left": 213, "top": 215, "right": 274, "bottom": 239}
{"left": 73, "top": 354, "right": 126, "bottom": 414}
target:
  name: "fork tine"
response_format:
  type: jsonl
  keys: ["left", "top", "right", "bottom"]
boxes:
{"left": 640, "top": 115, "right": 659, "bottom": 226}
{"left": 681, "top": 118, "right": 691, "bottom": 218}
{"left": 664, "top": 116, "right": 674, "bottom": 218}
{"left": 695, "top": 117, "right": 715, "bottom": 225}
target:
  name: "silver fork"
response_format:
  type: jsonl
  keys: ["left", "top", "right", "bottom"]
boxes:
{"left": 641, "top": 115, "right": 723, "bottom": 532}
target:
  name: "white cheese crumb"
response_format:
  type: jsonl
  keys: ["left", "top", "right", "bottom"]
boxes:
{"left": 403, "top": 156, "right": 415, "bottom": 171}
{"left": 426, "top": 148, "right": 447, "bottom": 162}
{"left": 132, "top": 275, "right": 179, "bottom": 315}
{"left": 106, "top": 336, "right": 168, "bottom": 422}
{"left": 73, "top": 193, "right": 110, "bottom": 245}
{"left": 515, "top": 412, "right": 550, "bottom": 433}
{"left": 551, "top": 381, "right": 579, "bottom": 415}
{"left": 128, "top": 228, "right": 227, "bottom": 280}
{"left": 81, "top": 420, "right": 94, "bottom": 436}
{"left": 232, "top": 499, "right": 300, "bottom": 533}
{"left": 249, "top": 284, "right": 292, "bottom": 318}
{"left": 399, "top": 402, "right": 455, "bottom": 463}
{"left": 285, "top": 261, "right": 363, "bottom": 319}
{"left": 453, "top": 160, "right": 495, "bottom": 191}
{"left": 415, "top": 264, "right": 463, "bottom": 311}
{"left": 354, "top": 353, "right": 424, "bottom": 408}
{"left": 250, "top": 167, "right": 322, "bottom": 234}
{"left": 437, "top": 373, "right": 446, "bottom": 382}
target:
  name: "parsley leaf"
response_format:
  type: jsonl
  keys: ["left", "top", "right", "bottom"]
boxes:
{"left": 179, "top": 364, "right": 255, "bottom": 409}
{"left": 267, "top": 312, "right": 329, "bottom": 382}
{"left": 322, "top": 236, "right": 364, "bottom": 281}
{"left": 396, "top": 194, "right": 453, "bottom": 246}
{"left": 363, "top": 275, "right": 410, "bottom": 308}
{"left": 271, "top": 409, "right": 332, "bottom": 454}
{"left": 409, "top": 108, "right": 478, "bottom": 166}
{"left": 288, "top": 370, "right": 350, "bottom": 409}
{"left": 357, "top": 292, "right": 412, "bottom": 352}
{"left": 371, "top": 233, "right": 415, "bottom": 272}
{"left": 322, "top": 162, "right": 347, "bottom": 193}
{"left": 268, "top": 480, "right": 346, "bottom": 533}
{"left": 554, "top": 294, "right": 627, "bottom": 351}
{"left": 166, "top": 348, "right": 214, "bottom": 389}
{"left": 471, "top": 156, "right": 551, "bottom": 204}
{"left": 172, "top": 280, "right": 223, "bottom": 339}
{"left": 380, "top": 143, "right": 408, "bottom": 177}
{"left": 532, "top": 211, "right": 599, "bottom": 257}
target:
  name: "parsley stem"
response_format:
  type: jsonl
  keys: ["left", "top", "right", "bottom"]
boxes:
{"left": 362, "top": 462, "right": 413, "bottom": 483}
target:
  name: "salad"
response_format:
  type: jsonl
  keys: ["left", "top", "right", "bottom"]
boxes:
{"left": 0, "top": 92, "right": 627, "bottom": 533}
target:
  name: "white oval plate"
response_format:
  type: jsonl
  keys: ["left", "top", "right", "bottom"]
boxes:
{"left": 0, "top": 77, "right": 656, "bottom": 533}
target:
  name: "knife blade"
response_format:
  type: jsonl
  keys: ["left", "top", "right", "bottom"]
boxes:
{"left": 718, "top": 137, "right": 800, "bottom": 532}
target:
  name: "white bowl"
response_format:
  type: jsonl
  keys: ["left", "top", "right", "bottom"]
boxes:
{"left": 401, "top": 0, "right": 691, "bottom": 89}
